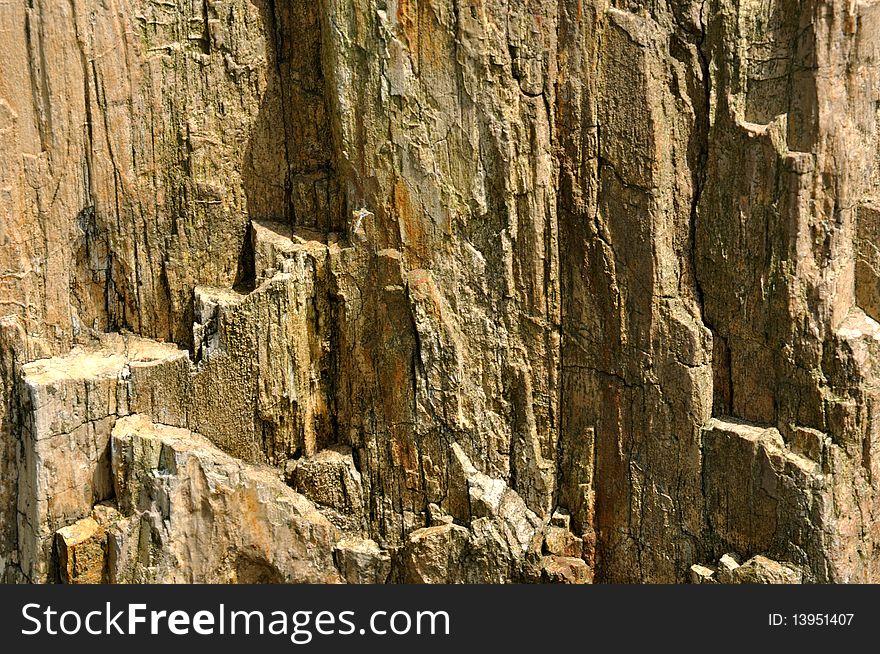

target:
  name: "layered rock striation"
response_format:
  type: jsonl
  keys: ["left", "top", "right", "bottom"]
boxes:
{"left": 1, "top": 0, "right": 879, "bottom": 583}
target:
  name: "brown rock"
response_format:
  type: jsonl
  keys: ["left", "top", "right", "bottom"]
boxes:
{"left": 401, "top": 524, "right": 470, "bottom": 584}
{"left": 689, "top": 564, "right": 717, "bottom": 585}
{"left": 543, "top": 527, "right": 583, "bottom": 558}
{"left": 538, "top": 556, "right": 593, "bottom": 585}
{"left": 55, "top": 517, "right": 105, "bottom": 585}
{"left": 110, "top": 415, "right": 343, "bottom": 584}
{"left": 3, "top": 0, "right": 880, "bottom": 586}
{"left": 731, "top": 556, "right": 803, "bottom": 585}
{"left": 334, "top": 538, "right": 391, "bottom": 585}
{"left": 289, "top": 446, "right": 364, "bottom": 533}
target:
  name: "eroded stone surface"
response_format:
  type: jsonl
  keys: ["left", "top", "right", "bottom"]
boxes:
{"left": 3, "top": 0, "right": 880, "bottom": 585}
{"left": 16, "top": 334, "right": 184, "bottom": 582}
{"left": 334, "top": 538, "right": 391, "bottom": 585}
{"left": 703, "top": 418, "right": 833, "bottom": 582}
{"left": 110, "top": 414, "right": 343, "bottom": 584}
{"left": 289, "top": 446, "right": 365, "bottom": 534}
{"left": 55, "top": 517, "right": 103, "bottom": 585}
{"left": 694, "top": 553, "right": 804, "bottom": 585}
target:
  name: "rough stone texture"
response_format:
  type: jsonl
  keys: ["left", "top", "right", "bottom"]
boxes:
{"left": 703, "top": 418, "right": 833, "bottom": 582}
{"left": 732, "top": 556, "right": 804, "bottom": 585}
{"left": 55, "top": 516, "right": 104, "bottom": 584}
{"left": 3, "top": 0, "right": 880, "bottom": 584}
{"left": 334, "top": 537, "right": 392, "bottom": 584}
{"left": 16, "top": 334, "right": 184, "bottom": 582}
{"left": 689, "top": 563, "right": 717, "bottom": 584}
{"left": 110, "top": 414, "right": 343, "bottom": 584}
{"left": 289, "top": 446, "right": 365, "bottom": 534}
{"left": 530, "top": 555, "right": 592, "bottom": 584}
{"left": 855, "top": 202, "right": 880, "bottom": 324}
{"left": 400, "top": 524, "right": 471, "bottom": 584}
{"left": 694, "top": 553, "right": 804, "bottom": 585}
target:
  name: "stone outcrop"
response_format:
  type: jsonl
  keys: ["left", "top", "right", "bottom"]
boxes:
{"left": 109, "top": 414, "right": 343, "bottom": 584}
{"left": 2, "top": 0, "right": 880, "bottom": 584}
{"left": 702, "top": 418, "right": 833, "bottom": 582}
{"left": 691, "top": 553, "right": 805, "bottom": 585}
{"left": 15, "top": 334, "right": 185, "bottom": 582}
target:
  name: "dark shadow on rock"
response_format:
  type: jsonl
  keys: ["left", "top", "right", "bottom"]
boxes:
{"left": 240, "top": 1, "right": 343, "bottom": 260}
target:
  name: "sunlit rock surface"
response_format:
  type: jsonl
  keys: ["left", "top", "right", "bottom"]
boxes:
{"left": 2, "top": 0, "right": 880, "bottom": 583}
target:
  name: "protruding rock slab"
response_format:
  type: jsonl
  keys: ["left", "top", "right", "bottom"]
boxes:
{"left": 289, "top": 446, "right": 365, "bottom": 533}
{"left": 702, "top": 418, "right": 833, "bottom": 581}
{"left": 689, "top": 564, "right": 717, "bottom": 585}
{"left": 184, "top": 220, "right": 340, "bottom": 464}
{"left": 54, "top": 504, "right": 121, "bottom": 584}
{"left": 401, "top": 524, "right": 470, "bottom": 584}
{"left": 448, "top": 442, "right": 542, "bottom": 554}
{"left": 334, "top": 538, "right": 391, "bottom": 584}
{"left": 694, "top": 554, "right": 803, "bottom": 585}
{"left": 533, "top": 556, "right": 592, "bottom": 584}
{"left": 543, "top": 526, "right": 583, "bottom": 558}
{"left": 251, "top": 220, "right": 334, "bottom": 281}
{"left": 110, "top": 414, "right": 343, "bottom": 584}
{"left": 55, "top": 517, "right": 103, "bottom": 584}
{"left": 16, "top": 334, "right": 185, "bottom": 582}
{"left": 733, "top": 556, "right": 803, "bottom": 584}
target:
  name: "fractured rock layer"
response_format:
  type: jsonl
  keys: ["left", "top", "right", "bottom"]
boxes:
{"left": 2, "top": 0, "right": 880, "bottom": 583}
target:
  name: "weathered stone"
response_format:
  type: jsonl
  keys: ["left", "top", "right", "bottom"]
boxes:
{"left": 15, "top": 334, "right": 183, "bottom": 582}
{"left": 4, "top": 0, "right": 880, "bottom": 586}
{"left": 110, "top": 414, "right": 343, "bottom": 584}
{"left": 54, "top": 503, "right": 123, "bottom": 584}
{"left": 536, "top": 556, "right": 592, "bottom": 585}
{"left": 289, "top": 446, "right": 364, "bottom": 534}
{"left": 856, "top": 202, "right": 880, "bottom": 324}
{"left": 703, "top": 419, "right": 833, "bottom": 580}
{"left": 716, "top": 553, "right": 742, "bottom": 584}
{"left": 689, "top": 564, "right": 717, "bottom": 585}
{"left": 544, "top": 527, "right": 583, "bottom": 558}
{"left": 55, "top": 517, "right": 104, "bottom": 585}
{"left": 427, "top": 503, "right": 454, "bottom": 527}
{"left": 400, "top": 524, "right": 470, "bottom": 584}
{"left": 731, "top": 556, "right": 803, "bottom": 585}
{"left": 448, "top": 442, "right": 542, "bottom": 554}
{"left": 550, "top": 509, "right": 572, "bottom": 530}
{"left": 334, "top": 538, "right": 391, "bottom": 585}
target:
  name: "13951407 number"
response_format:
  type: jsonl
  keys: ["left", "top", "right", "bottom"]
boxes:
{"left": 791, "top": 613, "right": 854, "bottom": 626}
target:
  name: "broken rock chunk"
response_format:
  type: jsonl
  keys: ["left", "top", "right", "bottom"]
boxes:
{"left": 401, "top": 524, "right": 470, "bottom": 584}
{"left": 537, "top": 555, "right": 592, "bottom": 584}
{"left": 334, "top": 538, "right": 391, "bottom": 584}
{"left": 110, "top": 414, "right": 343, "bottom": 584}
{"left": 732, "top": 556, "right": 803, "bottom": 585}
{"left": 689, "top": 564, "right": 717, "bottom": 585}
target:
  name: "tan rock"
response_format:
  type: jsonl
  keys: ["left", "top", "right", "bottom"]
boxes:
{"left": 731, "top": 556, "right": 803, "bottom": 585}
{"left": 401, "top": 524, "right": 470, "bottom": 584}
{"left": 334, "top": 538, "right": 391, "bottom": 585}
{"left": 15, "top": 334, "right": 183, "bottom": 582}
{"left": 689, "top": 564, "right": 717, "bottom": 585}
{"left": 544, "top": 527, "right": 583, "bottom": 558}
{"left": 703, "top": 419, "right": 832, "bottom": 580}
{"left": 289, "top": 446, "right": 364, "bottom": 534}
{"left": 855, "top": 202, "right": 880, "bottom": 324}
{"left": 3, "top": 0, "right": 880, "bottom": 587}
{"left": 55, "top": 517, "right": 104, "bottom": 585}
{"left": 717, "top": 553, "right": 742, "bottom": 584}
{"left": 537, "top": 556, "right": 592, "bottom": 585}
{"left": 110, "top": 414, "right": 343, "bottom": 584}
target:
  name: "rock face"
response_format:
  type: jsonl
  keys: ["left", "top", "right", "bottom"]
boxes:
{"left": 2, "top": 0, "right": 880, "bottom": 584}
{"left": 109, "top": 414, "right": 343, "bottom": 584}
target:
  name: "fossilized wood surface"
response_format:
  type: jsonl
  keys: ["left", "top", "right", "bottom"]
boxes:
{"left": 2, "top": 0, "right": 880, "bottom": 583}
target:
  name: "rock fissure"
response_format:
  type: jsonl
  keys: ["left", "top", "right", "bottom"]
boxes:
{"left": 2, "top": 0, "right": 880, "bottom": 584}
